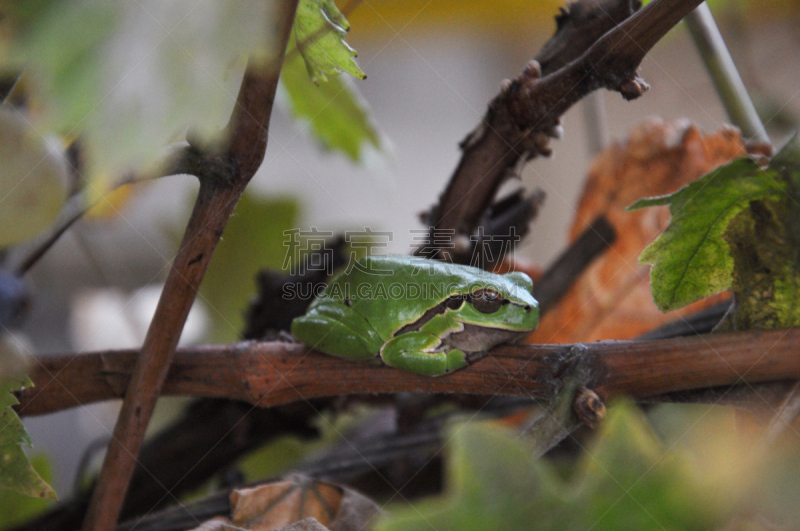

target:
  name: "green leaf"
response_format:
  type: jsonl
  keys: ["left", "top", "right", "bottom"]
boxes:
{"left": 281, "top": 55, "right": 380, "bottom": 162}
{"left": 293, "top": 0, "right": 365, "bottom": 84}
{"left": 375, "top": 420, "right": 564, "bottom": 531}
{"left": 0, "top": 377, "right": 56, "bottom": 500}
{"left": 574, "top": 402, "right": 726, "bottom": 530}
{"left": 2, "top": 2, "right": 280, "bottom": 197}
{"left": 0, "top": 106, "right": 68, "bottom": 248}
{"left": 717, "top": 134, "right": 800, "bottom": 329}
{"left": 0, "top": 454, "right": 55, "bottom": 530}
{"left": 376, "top": 401, "right": 731, "bottom": 531}
{"left": 199, "top": 193, "right": 298, "bottom": 342}
{"left": 628, "top": 158, "right": 785, "bottom": 312}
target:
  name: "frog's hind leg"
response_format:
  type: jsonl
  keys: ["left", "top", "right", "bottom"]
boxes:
{"left": 291, "top": 308, "right": 379, "bottom": 362}
{"left": 380, "top": 332, "right": 468, "bottom": 377}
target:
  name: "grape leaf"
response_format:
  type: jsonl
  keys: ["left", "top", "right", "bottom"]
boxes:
{"left": 281, "top": 54, "right": 379, "bottom": 162}
{"left": 0, "top": 454, "right": 54, "bottom": 529}
{"left": 1, "top": 2, "right": 279, "bottom": 198}
{"left": 293, "top": 0, "right": 365, "bottom": 84}
{"left": 375, "top": 401, "right": 732, "bottom": 531}
{"left": 628, "top": 158, "right": 786, "bottom": 312}
{"left": 0, "top": 377, "right": 56, "bottom": 500}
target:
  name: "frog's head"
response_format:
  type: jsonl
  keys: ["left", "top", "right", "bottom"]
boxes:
{"left": 443, "top": 270, "right": 539, "bottom": 352}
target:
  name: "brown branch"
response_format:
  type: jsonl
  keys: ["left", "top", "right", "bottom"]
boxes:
{"left": 422, "top": 0, "right": 702, "bottom": 258}
{"left": 16, "top": 328, "right": 800, "bottom": 417}
{"left": 80, "top": 3, "right": 299, "bottom": 529}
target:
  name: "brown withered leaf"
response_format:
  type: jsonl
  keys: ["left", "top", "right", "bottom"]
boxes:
{"left": 230, "top": 477, "right": 340, "bottom": 530}
{"left": 529, "top": 118, "right": 743, "bottom": 343}
{"left": 187, "top": 475, "right": 383, "bottom": 531}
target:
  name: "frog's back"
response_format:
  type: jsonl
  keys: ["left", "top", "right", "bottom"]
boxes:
{"left": 318, "top": 256, "right": 485, "bottom": 340}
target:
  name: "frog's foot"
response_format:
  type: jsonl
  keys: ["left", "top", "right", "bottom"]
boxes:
{"left": 291, "top": 313, "right": 377, "bottom": 362}
{"left": 380, "top": 332, "right": 469, "bottom": 377}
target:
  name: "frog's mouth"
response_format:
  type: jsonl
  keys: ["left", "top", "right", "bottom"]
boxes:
{"left": 442, "top": 323, "right": 529, "bottom": 353}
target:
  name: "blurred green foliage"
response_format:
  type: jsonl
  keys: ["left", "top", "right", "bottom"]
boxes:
{"left": 199, "top": 193, "right": 298, "bottom": 342}
{"left": 376, "top": 400, "right": 737, "bottom": 531}
{"left": 0, "top": 2, "right": 277, "bottom": 198}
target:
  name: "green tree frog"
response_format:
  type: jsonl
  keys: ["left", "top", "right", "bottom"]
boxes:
{"left": 291, "top": 255, "right": 539, "bottom": 376}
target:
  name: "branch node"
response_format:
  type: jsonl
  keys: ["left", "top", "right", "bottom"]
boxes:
{"left": 618, "top": 73, "right": 650, "bottom": 100}
{"left": 523, "top": 59, "right": 542, "bottom": 79}
{"left": 574, "top": 385, "right": 606, "bottom": 429}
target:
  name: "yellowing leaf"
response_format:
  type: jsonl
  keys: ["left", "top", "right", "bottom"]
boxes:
{"left": 629, "top": 158, "right": 785, "bottom": 312}
{"left": 293, "top": 0, "right": 365, "bottom": 84}
{"left": 0, "top": 377, "right": 56, "bottom": 500}
{"left": 0, "top": 454, "right": 55, "bottom": 529}
{"left": 0, "top": 107, "right": 68, "bottom": 248}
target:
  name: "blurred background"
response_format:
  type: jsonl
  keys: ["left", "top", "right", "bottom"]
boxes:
{"left": 12, "top": 0, "right": 800, "bottom": 500}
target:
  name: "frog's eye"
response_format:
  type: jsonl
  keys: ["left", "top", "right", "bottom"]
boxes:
{"left": 469, "top": 289, "right": 504, "bottom": 314}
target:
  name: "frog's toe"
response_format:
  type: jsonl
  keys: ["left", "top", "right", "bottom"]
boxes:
{"left": 381, "top": 333, "right": 469, "bottom": 376}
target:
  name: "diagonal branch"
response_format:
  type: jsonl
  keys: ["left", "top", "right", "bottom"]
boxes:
{"left": 422, "top": 0, "right": 703, "bottom": 259}
{"left": 80, "top": 2, "right": 300, "bottom": 529}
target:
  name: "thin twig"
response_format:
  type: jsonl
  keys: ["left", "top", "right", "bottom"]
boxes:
{"left": 80, "top": 3, "right": 300, "bottom": 529}
{"left": 13, "top": 194, "right": 90, "bottom": 275}
{"left": 636, "top": 300, "right": 731, "bottom": 340}
{"left": 13, "top": 140, "right": 194, "bottom": 276}
{"left": 0, "top": 73, "right": 21, "bottom": 103}
{"left": 684, "top": 2, "right": 770, "bottom": 144}
{"left": 534, "top": 215, "right": 616, "bottom": 314}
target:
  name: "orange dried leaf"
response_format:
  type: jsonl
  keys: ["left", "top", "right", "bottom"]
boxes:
{"left": 220, "top": 475, "right": 382, "bottom": 531}
{"left": 230, "top": 477, "right": 341, "bottom": 530}
{"left": 530, "top": 119, "right": 742, "bottom": 343}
